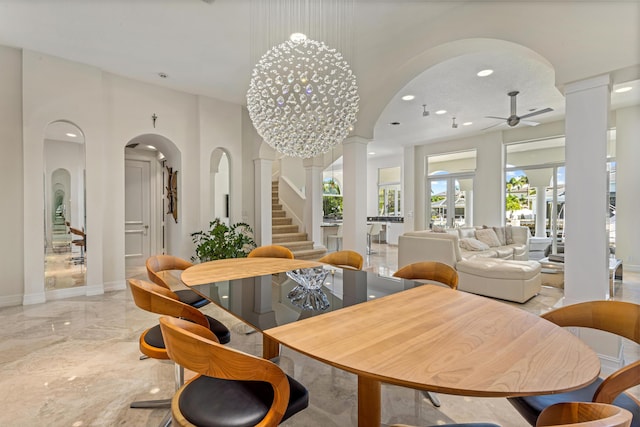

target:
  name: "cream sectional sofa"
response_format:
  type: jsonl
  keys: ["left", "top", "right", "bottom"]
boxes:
{"left": 397, "top": 226, "right": 541, "bottom": 303}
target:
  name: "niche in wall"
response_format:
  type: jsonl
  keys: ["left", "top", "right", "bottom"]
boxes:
{"left": 210, "top": 148, "right": 230, "bottom": 224}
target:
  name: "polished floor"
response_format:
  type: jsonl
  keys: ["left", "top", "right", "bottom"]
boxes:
{"left": 1, "top": 243, "right": 639, "bottom": 426}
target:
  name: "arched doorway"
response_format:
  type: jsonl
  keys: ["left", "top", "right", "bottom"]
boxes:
{"left": 43, "top": 121, "right": 86, "bottom": 290}
{"left": 210, "top": 148, "right": 230, "bottom": 225}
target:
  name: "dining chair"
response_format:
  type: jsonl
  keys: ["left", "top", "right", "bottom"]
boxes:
{"left": 392, "top": 260, "right": 459, "bottom": 408}
{"left": 159, "top": 315, "right": 310, "bottom": 427}
{"left": 318, "top": 249, "right": 364, "bottom": 270}
{"left": 536, "top": 402, "right": 633, "bottom": 427}
{"left": 248, "top": 244, "right": 295, "bottom": 259}
{"left": 508, "top": 300, "right": 640, "bottom": 427}
{"left": 391, "top": 423, "right": 500, "bottom": 427}
{"left": 146, "top": 255, "right": 210, "bottom": 308}
{"left": 128, "top": 279, "right": 231, "bottom": 426}
{"left": 392, "top": 261, "right": 459, "bottom": 290}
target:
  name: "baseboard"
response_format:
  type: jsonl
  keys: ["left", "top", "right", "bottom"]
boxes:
{"left": 46, "top": 286, "right": 89, "bottom": 301}
{"left": 0, "top": 293, "right": 26, "bottom": 308}
{"left": 103, "top": 279, "right": 126, "bottom": 292}
{"left": 23, "top": 292, "right": 46, "bottom": 305}
{"left": 85, "top": 284, "right": 105, "bottom": 296}
{"left": 623, "top": 263, "right": 640, "bottom": 273}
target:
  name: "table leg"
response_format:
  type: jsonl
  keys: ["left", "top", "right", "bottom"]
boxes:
{"left": 263, "top": 335, "right": 280, "bottom": 359}
{"left": 358, "top": 376, "right": 381, "bottom": 427}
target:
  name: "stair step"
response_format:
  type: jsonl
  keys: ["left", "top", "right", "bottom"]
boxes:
{"left": 272, "top": 204, "right": 282, "bottom": 211}
{"left": 273, "top": 210, "right": 286, "bottom": 218}
{"left": 272, "top": 217, "right": 292, "bottom": 226}
{"left": 292, "top": 248, "right": 327, "bottom": 261}
{"left": 278, "top": 241, "right": 314, "bottom": 251}
{"left": 273, "top": 224, "right": 299, "bottom": 234}
{"left": 272, "top": 232, "right": 308, "bottom": 243}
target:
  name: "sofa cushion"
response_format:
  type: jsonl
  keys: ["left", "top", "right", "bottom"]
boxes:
{"left": 457, "top": 258, "right": 541, "bottom": 280}
{"left": 475, "top": 228, "right": 501, "bottom": 247}
{"left": 459, "top": 237, "right": 490, "bottom": 251}
{"left": 459, "top": 227, "right": 476, "bottom": 239}
{"left": 492, "top": 226, "right": 506, "bottom": 245}
{"left": 504, "top": 225, "right": 515, "bottom": 244}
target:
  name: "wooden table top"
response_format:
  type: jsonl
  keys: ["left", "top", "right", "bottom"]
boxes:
{"left": 181, "top": 257, "right": 323, "bottom": 286}
{"left": 265, "top": 285, "right": 600, "bottom": 397}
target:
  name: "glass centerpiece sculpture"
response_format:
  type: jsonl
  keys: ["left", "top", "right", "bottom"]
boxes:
{"left": 286, "top": 267, "right": 330, "bottom": 311}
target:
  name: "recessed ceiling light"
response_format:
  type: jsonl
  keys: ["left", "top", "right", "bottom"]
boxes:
{"left": 290, "top": 32, "right": 307, "bottom": 42}
{"left": 477, "top": 69, "right": 494, "bottom": 77}
{"left": 369, "top": 152, "right": 376, "bottom": 155}
{"left": 146, "top": 145, "right": 156, "bottom": 150}
{"left": 65, "top": 132, "right": 77, "bottom": 137}
{"left": 614, "top": 86, "right": 633, "bottom": 93}
{"left": 158, "top": 72, "right": 168, "bottom": 79}
{"left": 401, "top": 95, "right": 415, "bottom": 101}
{"left": 463, "top": 122, "right": 473, "bottom": 126}
{"left": 390, "top": 121, "right": 401, "bottom": 126}
{"left": 435, "top": 110, "right": 447, "bottom": 115}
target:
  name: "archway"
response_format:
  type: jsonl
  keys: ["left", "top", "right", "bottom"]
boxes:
{"left": 210, "top": 148, "right": 230, "bottom": 225}
{"left": 43, "top": 121, "right": 86, "bottom": 290}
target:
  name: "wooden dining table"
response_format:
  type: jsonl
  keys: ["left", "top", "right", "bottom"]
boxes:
{"left": 182, "top": 258, "right": 601, "bottom": 427}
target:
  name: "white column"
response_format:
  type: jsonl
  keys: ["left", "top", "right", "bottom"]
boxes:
{"left": 564, "top": 75, "right": 611, "bottom": 302}
{"left": 254, "top": 158, "right": 272, "bottom": 246}
{"left": 534, "top": 187, "right": 546, "bottom": 237}
{"left": 303, "top": 156, "right": 324, "bottom": 249}
{"left": 402, "top": 145, "right": 415, "bottom": 232}
{"left": 342, "top": 137, "right": 369, "bottom": 256}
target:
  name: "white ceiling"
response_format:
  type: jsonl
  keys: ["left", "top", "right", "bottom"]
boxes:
{"left": 2, "top": 0, "right": 638, "bottom": 156}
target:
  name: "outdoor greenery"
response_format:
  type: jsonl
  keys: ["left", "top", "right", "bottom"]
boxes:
{"left": 191, "top": 218, "right": 256, "bottom": 262}
{"left": 323, "top": 178, "right": 343, "bottom": 217}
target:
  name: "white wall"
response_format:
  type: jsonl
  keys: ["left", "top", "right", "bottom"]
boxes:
{"left": 5, "top": 48, "right": 247, "bottom": 306}
{"left": 0, "top": 45, "right": 24, "bottom": 306}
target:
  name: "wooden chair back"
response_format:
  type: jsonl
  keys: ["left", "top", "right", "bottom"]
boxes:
{"left": 128, "top": 279, "right": 209, "bottom": 329}
{"left": 159, "top": 316, "right": 291, "bottom": 427}
{"left": 542, "top": 301, "right": 640, "bottom": 405}
{"left": 536, "top": 402, "right": 633, "bottom": 427}
{"left": 146, "top": 255, "right": 193, "bottom": 290}
{"left": 248, "top": 244, "right": 294, "bottom": 259}
{"left": 393, "top": 261, "right": 459, "bottom": 290}
{"left": 319, "top": 250, "right": 364, "bottom": 270}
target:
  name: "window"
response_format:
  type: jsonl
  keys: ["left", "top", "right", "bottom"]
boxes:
{"left": 427, "top": 150, "right": 476, "bottom": 228}
{"left": 378, "top": 167, "right": 401, "bottom": 216}
{"left": 322, "top": 177, "right": 343, "bottom": 219}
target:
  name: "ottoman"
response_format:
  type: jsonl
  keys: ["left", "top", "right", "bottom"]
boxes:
{"left": 456, "top": 258, "right": 542, "bottom": 303}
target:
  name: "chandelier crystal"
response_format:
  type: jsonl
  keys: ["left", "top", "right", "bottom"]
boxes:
{"left": 246, "top": 37, "right": 359, "bottom": 158}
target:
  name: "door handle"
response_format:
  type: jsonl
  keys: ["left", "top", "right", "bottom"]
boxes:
{"left": 144, "top": 225, "right": 149, "bottom": 236}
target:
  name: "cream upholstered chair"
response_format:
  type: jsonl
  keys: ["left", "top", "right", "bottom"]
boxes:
{"left": 509, "top": 301, "right": 640, "bottom": 427}
{"left": 326, "top": 224, "right": 343, "bottom": 251}
{"left": 319, "top": 250, "right": 363, "bottom": 270}
{"left": 367, "top": 223, "right": 382, "bottom": 254}
{"left": 159, "top": 316, "right": 309, "bottom": 426}
{"left": 146, "top": 255, "right": 209, "bottom": 308}
{"left": 248, "top": 244, "right": 294, "bottom": 259}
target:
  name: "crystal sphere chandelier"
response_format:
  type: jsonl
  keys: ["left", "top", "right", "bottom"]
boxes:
{"left": 246, "top": 36, "right": 359, "bottom": 159}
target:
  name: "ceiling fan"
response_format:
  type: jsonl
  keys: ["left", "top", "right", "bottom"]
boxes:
{"left": 483, "top": 91, "right": 553, "bottom": 130}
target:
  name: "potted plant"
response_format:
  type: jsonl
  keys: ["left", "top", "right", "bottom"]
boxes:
{"left": 191, "top": 218, "right": 256, "bottom": 262}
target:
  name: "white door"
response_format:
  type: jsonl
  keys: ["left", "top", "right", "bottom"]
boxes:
{"left": 125, "top": 159, "right": 151, "bottom": 267}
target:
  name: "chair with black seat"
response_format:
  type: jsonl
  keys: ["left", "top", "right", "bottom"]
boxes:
{"left": 319, "top": 249, "right": 364, "bottom": 270}
{"left": 536, "top": 402, "right": 633, "bottom": 427}
{"left": 248, "top": 244, "right": 294, "bottom": 259}
{"left": 127, "top": 279, "right": 231, "bottom": 425}
{"left": 159, "top": 315, "right": 309, "bottom": 427}
{"left": 146, "top": 255, "right": 210, "bottom": 308}
{"left": 392, "top": 261, "right": 459, "bottom": 408}
{"left": 508, "top": 300, "right": 640, "bottom": 427}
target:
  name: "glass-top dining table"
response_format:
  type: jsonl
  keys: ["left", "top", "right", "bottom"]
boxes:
{"left": 182, "top": 257, "right": 600, "bottom": 427}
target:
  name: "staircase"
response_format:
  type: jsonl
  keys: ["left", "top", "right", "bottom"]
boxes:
{"left": 271, "top": 181, "right": 326, "bottom": 260}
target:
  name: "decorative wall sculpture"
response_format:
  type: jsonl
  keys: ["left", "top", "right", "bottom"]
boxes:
{"left": 166, "top": 166, "right": 178, "bottom": 223}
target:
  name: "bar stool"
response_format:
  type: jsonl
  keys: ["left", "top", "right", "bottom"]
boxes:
{"left": 367, "top": 223, "right": 382, "bottom": 254}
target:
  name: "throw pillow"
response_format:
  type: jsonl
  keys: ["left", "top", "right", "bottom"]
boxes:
{"left": 459, "top": 237, "right": 490, "bottom": 251}
{"left": 475, "top": 228, "right": 502, "bottom": 247}
{"left": 459, "top": 227, "right": 476, "bottom": 239}
{"left": 492, "top": 226, "right": 507, "bottom": 246}
{"left": 432, "top": 225, "right": 446, "bottom": 233}
{"left": 504, "top": 225, "right": 515, "bottom": 244}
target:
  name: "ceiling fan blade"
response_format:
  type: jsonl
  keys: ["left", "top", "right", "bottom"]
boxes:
{"left": 485, "top": 116, "right": 508, "bottom": 120}
{"left": 482, "top": 121, "right": 506, "bottom": 131}
{"left": 519, "top": 107, "right": 553, "bottom": 120}
{"left": 520, "top": 120, "right": 541, "bottom": 127}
